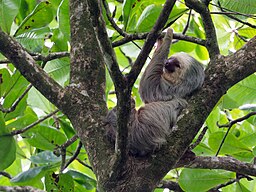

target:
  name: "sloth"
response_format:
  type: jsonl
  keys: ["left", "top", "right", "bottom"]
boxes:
{"left": 105, "top": 28, "right": 204, "bottom": 156}
{"left": 139, "top": 28, "right": 205, "bottom": 103}
{"left": 105, "top": 97, "right": 187, "bottom": 156}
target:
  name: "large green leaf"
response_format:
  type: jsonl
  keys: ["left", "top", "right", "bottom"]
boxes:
{"left": 179, "top": 169, "right": 235, "bottom": 192}
{"left": 218, "top": 0, "right": 256, "bottom": 14}
{"left": 58, "top": 0, "right": 70, "bottom": 40}
{"left": 14, "top": 0, "right": 54, "bottom": 36}
{"left": 0, "top": 0, "right": 21, "bottom": 34}
{"left": 135, "top": 4, "right": 187, "bottom": 32}
{"left": 28, "top": 87, "right": 55, "bottom": 113}
{"left": 0, "top": 136, "right": 16, "bottom": 171}
{"left": 45, "top": 172, "right": 74, "bottom": 192}
{"left": 16, "top": 27, "right": 51, "bottom": 52}
{"left": 2, "top": 71, "right": 29, "bottom": 121}
{"left": 208, "top": 131, "right": 251, "bottom": 155}
{"left": 25, "top": 125, "right": 67, "bottom": 150}
{"left": 30, "top": 151, "right": 62, "bottom": 164}
{"left": 67, "top": 170, "right": 97, "bottom": 190}
{"left": 6, "top": 107, "right": 38, "bottom": 130}
{"left": 224, "top": 74, "right": 256, "bottom": 108}
{"left": 44, "top": 58, "right": 70, "bottom": 87}
{"left": 11, "top": 165, "right": 53, "bottom": 188}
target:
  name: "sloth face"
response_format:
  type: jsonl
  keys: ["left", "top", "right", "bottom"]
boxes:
{"left": 162, "top": 52, "right": 192, "bottom": 85}
{"left": 164, "top": 57, "right": 181, "bottom": 73}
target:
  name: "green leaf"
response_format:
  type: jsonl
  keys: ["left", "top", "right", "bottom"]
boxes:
{"left": 179, "top": 169, "right": 235, "bottom": 192}
{"left": 0, "top": 67, "right": 12, "bottom": 96}
{"left": 225, "top": 74, "right": 256, "bottom": 108}
{"left": 11, "top": 165, "right": 52, "bottom": 183}
{"left": 30, "top": 151, "right": 62, "bottom": 164}
{"left": 28, "top": 87, "right": 54, "bottom": 113}
{"left": 2, "top": 71, "right": 29, "bottom": 121}
{"left": 135, "top": 4, "right": 187, "bottom": 32}
{"left": 44, "top": 58, "right": 70, "bottom": 87}
{"left": 59, "top": 118, "right": 75, "bottom": 139}
{"left": 0, "top": 0, "right": 21, "bottom": 34}
{"left": 16, "top": 27, "right": 51, "bottom": 52}
{"left": 0, "top": 136, "right": 16, "bottom": 170}
{"left": 67, "top": 170, "right": 97, "bottom": 190}
{"left": 218, "top": 0, "right": 256, "bottom": 14}
{"left": 0, "top": 112, "right": 16, "bottom": 171}
{"left": 58, "top": 0, "right": 70, "bottom": 40}
{"left": 6, "top": 107, "right": 38, "bottom": 131}
{"left": 122, "top": 0, "right": 136, "bottom": 30}
{"left": 45, "top": 172, "right": 74, "bottom": 192}
{"left": 14, "top": 1, "right": 54, "bottom": 36}
{"left": 135, "top": 4, "right": 162, "bottom": 32}
{"left": 25, "top": 125, "right": 67, "bottom": 150}
{"left": 208, "top": 131, "right": 251, "bottom": 155}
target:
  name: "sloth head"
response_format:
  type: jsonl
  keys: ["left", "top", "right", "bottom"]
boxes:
{"left": 162, "top": 52, "right": 204, "bottom": 86}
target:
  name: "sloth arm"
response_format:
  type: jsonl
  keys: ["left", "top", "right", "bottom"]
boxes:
{"left": 139, "top": 29, "right": 173, "bottom": 103}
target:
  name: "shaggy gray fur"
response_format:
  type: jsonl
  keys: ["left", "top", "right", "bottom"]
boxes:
{"left": 105, "top": 28, "right": 204, "bottom": 156}
{"left": 105, "top": 98, "right": 187, "bottom": 156}
{"left": 139, "top": 30, "right": 205, "bottom": 103}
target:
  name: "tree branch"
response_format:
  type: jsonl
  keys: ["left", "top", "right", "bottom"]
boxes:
{"left": 0, "top": 186, "right": 44, "bottom": 192}
{"left": 86, "top": 0, "right": 132, "bottom": 181}
{"left": 10, "top": 109, "right": 59, "bottom": 136}
{"left": 0, "top": 84, "right": 32, "bottom": 113}
{"left": 187, "top": 156, "right": 256, "bottom": 177}
{"left": 0, "top": 29, "right": 71, "bottom": 112}
{"left": 127, "top": 0, "right": 177, "bottom": 87}
{"left": 112, "top": 32, "right": 206, "bottom": 47}
{"left": 185, "top": 0, "right": 220, "bottom": 60}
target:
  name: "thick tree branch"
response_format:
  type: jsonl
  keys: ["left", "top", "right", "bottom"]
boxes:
{"left": 0, "top": 29, "right": 71, "bottom": 112}
{"left": 69, "top": 0, "right": 113, "bottom": 186}
{"left": 85, "top": 0, "right": 134, "bottom": 184}
{"left": 0, "top": 186, "right": 44, "bottom": 192}
{"left": 127, "top": 0, "right": 177, "bottom": 87}
{"left": 185, "top": 0, "right": 220, "bottom": 59}
{"left": 188, "top": 156, "right": 256, "bottom": 177}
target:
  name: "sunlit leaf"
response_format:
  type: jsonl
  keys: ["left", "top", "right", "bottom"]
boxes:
{"left": 208, "top": 131, "right": 251, "bottom": 155}
{"left": 45, "top": 172, "right": 74, "bottom": 192}
{"left": 14, "top": 1, "right": 54, "bottom": 36}
{"left": 0, "top": 0, "right": 21, "bottom": 34}
{"left": 30, "top": 151, "right": 62, "bottom": 164}
{"left": 179, "top": 169, "right": 235, "bottom": 192}
{"left": 218, "top": 0, "right": 256, "bottom": 14}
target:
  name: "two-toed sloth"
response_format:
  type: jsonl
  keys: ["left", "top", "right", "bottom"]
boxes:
{"left": 105, "top": 28, "right": 205, "bottom": 156}
{"left": 139, "top": 28, "right": 205, "bottom": 103}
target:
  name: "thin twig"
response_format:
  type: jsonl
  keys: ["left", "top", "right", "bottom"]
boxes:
{"left": 63, "top": 141, "right": 83, "bottom": 170}
{"left": 216, "top": 111, "right": 256, "bottom": 156}
{"left": 102, "top": 0, "right": 127, "bottom": 37}
{"left": 190, "top": 126, "right": 208, "bottom": 150}
{"left": 0, "top": 84, "right": 32, "bottom": 113}
{"left": 76, "top": 158, "right": 93, "bottom": 171}
{"left": 0, "top": 171, "right": 12, "bottom": 179}
{"left": 218, "top": 111, "right": 256, "bottom": 128}
{"left": 215, "top": 1, "right": 256, "bottom": 29}
{"left": 0, "top": 51, "right": 69, "bottom": 64}
{"left": 182, "top": 9, "right": 192, "bottom": 35}
{"left": 10, "top": 109, "right": 59, "bottom": 135}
